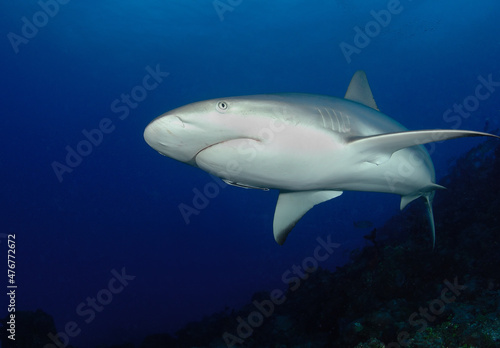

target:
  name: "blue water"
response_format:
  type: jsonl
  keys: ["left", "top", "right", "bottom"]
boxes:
{"left": 1, "top": 0, "right": 499, "bottom": 346}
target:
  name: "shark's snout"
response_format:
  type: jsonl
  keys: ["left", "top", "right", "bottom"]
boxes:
{"left": 144, "top": 115, "right": 185, "bottom": 147}
{"left": 144, "top": 114, "right": 208, "bottom": 163}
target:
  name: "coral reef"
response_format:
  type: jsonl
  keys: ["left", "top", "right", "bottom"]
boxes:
{"left": 0, "top": 309, "right": 76, "bottom": 348}
{"left": 3, "top": 139, "right": 500, "bottom": 347}
{"left": 159, "top": 139, "right": 500, "bottom": 347}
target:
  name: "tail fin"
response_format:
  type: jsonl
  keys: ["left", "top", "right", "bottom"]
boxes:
{"left": 423, "top": 193, "right": 436, "bottom": 249}
{"left": 401, "top": 184, "right": 445, "bottom": 248}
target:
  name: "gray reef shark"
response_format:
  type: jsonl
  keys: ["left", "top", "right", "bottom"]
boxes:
{"left": 144, "top": 71, "right": 499, "bottom": 246}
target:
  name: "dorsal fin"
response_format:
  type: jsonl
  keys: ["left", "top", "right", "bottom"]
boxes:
{"left": 273, "top": 190, "right": 343, "bottom": 245}
{"left": 344, "top": 70, "right": 379, "bottom": 111}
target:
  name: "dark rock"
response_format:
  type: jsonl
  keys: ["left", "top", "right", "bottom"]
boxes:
{"left": 0, "top": 309, "right": 76, "bottom": 348}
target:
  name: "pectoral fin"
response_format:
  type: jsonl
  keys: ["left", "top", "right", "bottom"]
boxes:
{"left": 348, "top": 130, "right": 500, "bottom": 165}
{"left": 273, "top": 190, "right": 343, "bottom": 245}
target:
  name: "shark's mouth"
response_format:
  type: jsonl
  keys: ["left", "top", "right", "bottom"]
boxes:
{"left": 194, "top": 141, "right": 226, "bottom": 160}
{"left": 194, "top": 137, "right": 262, "bottom": 172}
{"left": 195, "top": 137, "right": 261, "bottom": 159}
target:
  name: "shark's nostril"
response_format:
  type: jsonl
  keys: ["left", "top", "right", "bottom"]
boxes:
{"left": 173, "top": 116, "right": 185, "bottom": 128}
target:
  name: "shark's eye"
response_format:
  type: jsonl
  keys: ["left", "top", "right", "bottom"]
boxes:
{"left": 216, "top": 101, "right": 228, "bottom": 112}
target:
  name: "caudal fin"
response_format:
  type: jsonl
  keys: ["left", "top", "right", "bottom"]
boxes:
{"left": 423, "top": 193, "right": 436, "bottom": 249}
{"left": 401, "top": 184, "right": 445, "bottom": 248}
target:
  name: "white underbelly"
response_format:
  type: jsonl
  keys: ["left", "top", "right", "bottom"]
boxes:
{"left": 195, "top": 130, "right": 435, "bottom": 195}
